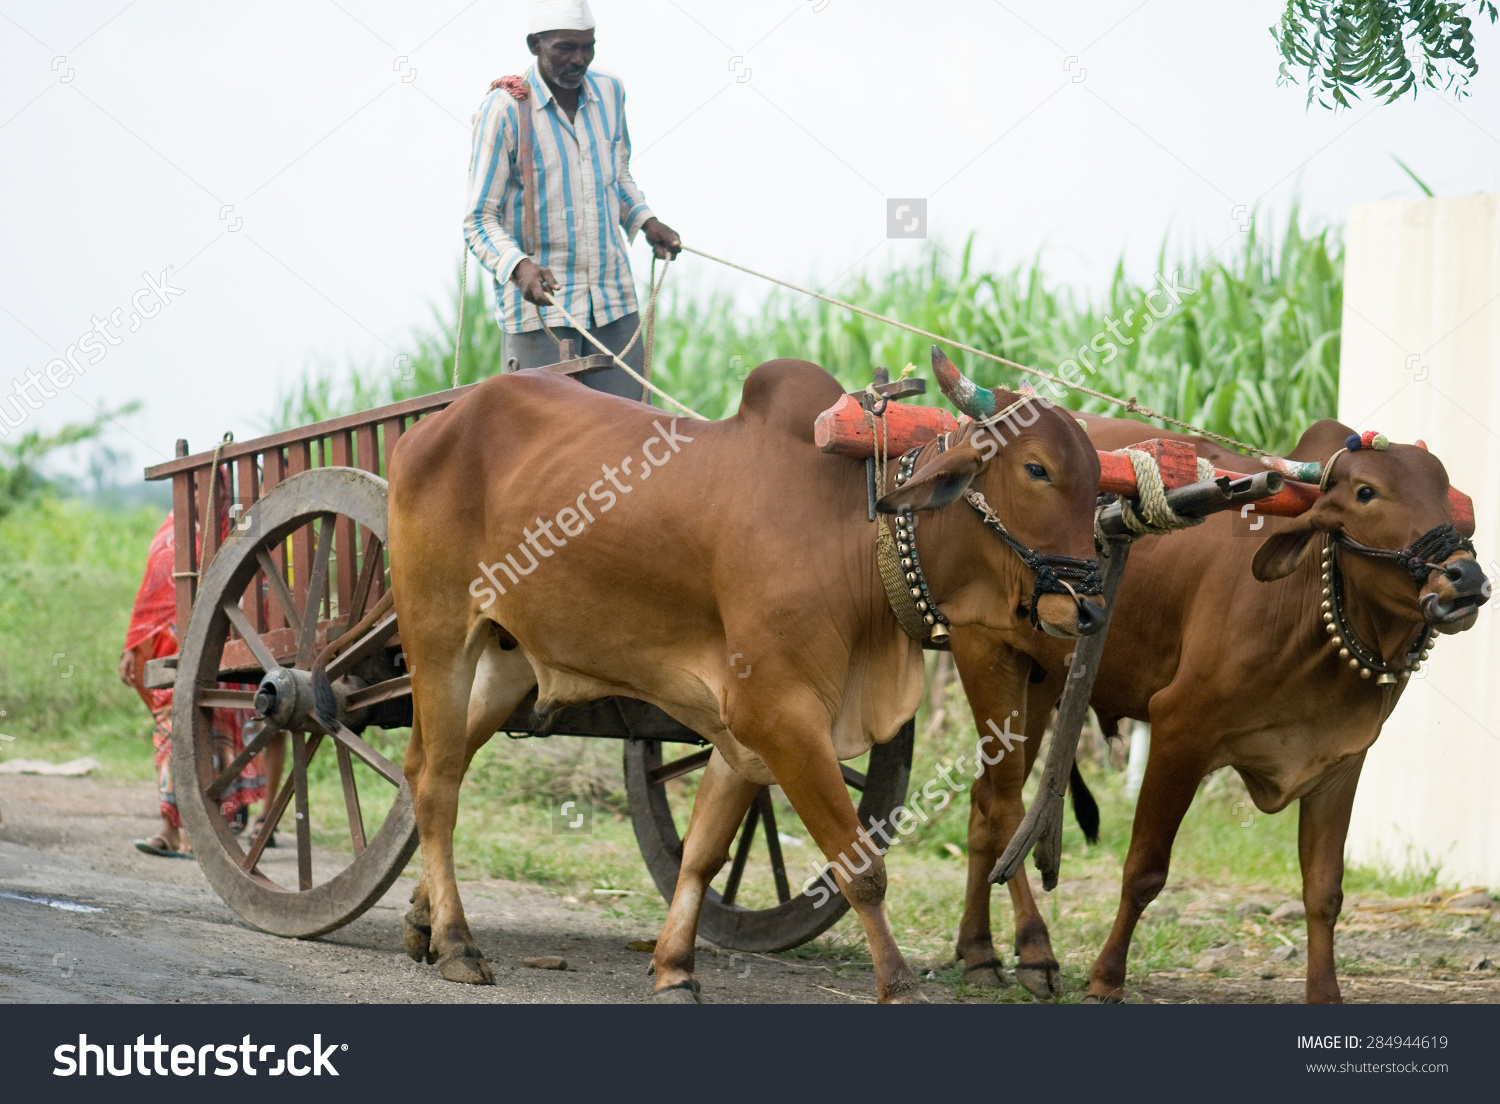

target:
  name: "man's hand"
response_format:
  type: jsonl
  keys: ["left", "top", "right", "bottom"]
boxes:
{"left": 118, "top": 649, "right": 136, "bottom": 687}
{"left": 642, "top": 217, "right": 681, "bottom": 260}
{"left": 512, "top": 258, "right": 560, "bottom": 306}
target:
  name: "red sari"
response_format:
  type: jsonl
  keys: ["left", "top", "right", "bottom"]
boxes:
{"left": 124, "top": 511, "right": 266, "bottom": 827}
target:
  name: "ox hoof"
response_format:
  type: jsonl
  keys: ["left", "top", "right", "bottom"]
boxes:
{"left": 1080, "top": 992, "right": 1124, "bottom": 1005}
{"left": 1014, "top": 961, "right": 1061, "bottom": 1000}
{"left": 879, "top": 978, "right": 930, "bottom": 1004}
{"left": 651, "top": 979, "right": 702, "bottom": 1004}
{"left": 403, "top": 916, "right": 435, "bottom": 964}
{"left": 437, "top": 947, "right": 494, "bottom": 986}
{"left": 960, "top": 959, "right": 1013, "bottom": 990}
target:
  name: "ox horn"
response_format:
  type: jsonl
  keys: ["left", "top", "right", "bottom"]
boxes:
{"left": 932, "top": 345, "right": 997, "bottom": 420}
{"left": 1258, "top": 455, "right": 1323, "bottom": 484}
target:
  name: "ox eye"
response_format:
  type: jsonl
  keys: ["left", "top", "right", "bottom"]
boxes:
{"left": 1024, "top": 462, "right": 1049, "bottom": 481}
{"left": 1356, "top": 485, "right": 1377, "bottom": 503}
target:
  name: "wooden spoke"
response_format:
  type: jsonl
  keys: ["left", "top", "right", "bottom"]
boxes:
{"left": 347, "top": 535, "right": 384, "bottom": 624}
{"left": 207, "top": 722, "right": 279, "bottom": 802}
{"left": 720, "top": 793, "right": 763, "bottom": 908}
{"left": 840, "top": 764, "right": 867, "bottom": 791}
{"left": 336, "top": 742, "right": 366, "bottom": 854}
{"left": 647, "top": 747, "right": 712, "bottom": 787}
{"left": 222, "top": 600, "right": 281, "bottom": 673}
{"left": 343, "top": 673, "right": 410, "bottom": 711}
{"left": 325, "top": 611, "right": 399, "bottom": 682}
{"left": 325, "top": 721, "right": 405, "bottom": 788}
{"left": 255, "top": 546, "right": 302, "bottom": 641}
{"left": 240, "top": 732, "right": 323, "bottom": 873}
{"left": 195, "top": 687, "right": 258, "bottom": 710}
{"left": 757, "top": 789, "right": 792, "bottom": 904}
{"left": 295, "top": 515, "right": 336, "bottom": 668}
{"left": 291, "top": 729, "right": 314, "bottom": 891}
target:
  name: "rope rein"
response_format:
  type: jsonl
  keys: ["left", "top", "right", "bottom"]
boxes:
{"left": 540, "top": 255, "right": 705, "bottom": 420}
{"left": 679, "top": 244, "right": 1268, "bottom": 457}
{"left": 485, "top": 73, "right": 1251, "bottom": 450}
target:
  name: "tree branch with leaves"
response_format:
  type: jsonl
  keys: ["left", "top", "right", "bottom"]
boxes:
{"left": 1274, "top": 0, "right": 1498, "bottom": 108}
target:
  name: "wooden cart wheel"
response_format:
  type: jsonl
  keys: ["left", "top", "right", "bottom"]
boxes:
{"left": 171, "top": 467, "right": 417, "bottom": 938}
{"left": 624, "top": 720, "right": 914, "bottom": 953}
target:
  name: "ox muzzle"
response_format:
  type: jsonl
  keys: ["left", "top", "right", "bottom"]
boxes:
{"left": 1334, "top": 522, "right": 1488, "bottom": 633}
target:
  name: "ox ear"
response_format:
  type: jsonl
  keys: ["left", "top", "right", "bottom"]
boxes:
{"left": 876, "top": 443, "right": 983, "bottom": 514}
{"left": 1251, "top": 515, "right": 1320, "bottom": 582}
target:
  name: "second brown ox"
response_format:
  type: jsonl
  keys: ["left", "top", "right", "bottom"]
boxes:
{"left": 950, "top": 414, "right": 1486, "bottom": 1003}
{"left": 382, "top": 358, "right": 1104, "bottom": 1001}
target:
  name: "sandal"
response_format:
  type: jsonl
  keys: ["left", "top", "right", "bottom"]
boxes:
{"left": 134, "top": 835, "right": 195, "bottom": 859}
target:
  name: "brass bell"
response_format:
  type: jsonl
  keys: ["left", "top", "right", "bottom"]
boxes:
{"left": 929, "top": 621, "right": 950, "bottom": 642}
{"left": 1376, "top": 673, "right": 1398, "bottom": 686}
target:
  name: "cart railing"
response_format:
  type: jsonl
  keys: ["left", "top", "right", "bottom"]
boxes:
{"left": 144, "top": 384, "right": 480, "bottom": 671}
{"left": 142, "top": 354, "right": 615, "bottom": 674}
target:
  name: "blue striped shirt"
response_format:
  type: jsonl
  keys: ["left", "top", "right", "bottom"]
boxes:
{"left": 463, "top": 65, "right": 654, "bottom": 333}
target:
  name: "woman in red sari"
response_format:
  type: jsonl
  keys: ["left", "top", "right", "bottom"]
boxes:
{"left": 119, "top": 507, "right": 269, "bottom": 856}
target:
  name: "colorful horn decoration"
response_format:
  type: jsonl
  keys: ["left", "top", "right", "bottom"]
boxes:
{"left": 932, "top": 345, "right": 997, "bottom": 419}
{"left": 1259, "top": 455, "right": 1323, "bottom": 484}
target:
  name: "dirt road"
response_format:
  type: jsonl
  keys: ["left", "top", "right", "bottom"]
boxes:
{"left": 0, "top": 775, "right": 892, "bottom": 1004}
{"left": 3, "top": 775, "right": 1497, "bottom": 1005}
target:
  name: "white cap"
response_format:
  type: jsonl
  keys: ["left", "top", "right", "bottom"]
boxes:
{"left": 529, "top": 0, "right": 595, "bottom": 33}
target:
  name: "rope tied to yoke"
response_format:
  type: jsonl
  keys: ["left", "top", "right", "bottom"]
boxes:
{"left": 1099, "top": 449, "right": 1217, "bottom": 542}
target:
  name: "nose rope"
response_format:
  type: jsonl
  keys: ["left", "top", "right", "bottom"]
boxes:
{"left": 963, "top": 487, "right": 1105, "bottom": 629}
{"left": 1332, "top": 523, "right": 1477, "bottom": 586}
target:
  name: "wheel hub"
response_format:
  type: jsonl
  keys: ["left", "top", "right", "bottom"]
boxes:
{"left": 254, "top": 666, "right": 315, "bottom": 729}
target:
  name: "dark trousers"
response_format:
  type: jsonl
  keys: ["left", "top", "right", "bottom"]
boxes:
{"left": 502, "top": 311, "right": 647, "bottom": 401}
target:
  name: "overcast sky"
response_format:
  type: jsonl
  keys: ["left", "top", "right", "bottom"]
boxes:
{"left": 4, "top": 0, "right": 1500, "bottom": 484}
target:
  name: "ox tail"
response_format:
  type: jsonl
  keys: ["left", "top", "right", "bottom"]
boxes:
{"left": 1069, "top": 762, "right": 1100, "bottom": 845}
{"left": 310, "top": 589, "right": 397, "bottom": 733}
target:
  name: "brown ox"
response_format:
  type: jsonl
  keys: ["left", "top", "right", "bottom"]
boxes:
{"left": 950, "top": 415, "right": 1487, "bottom": 1003}
{"left": 382, "top": 359, "right": 1103, "bottom": 1001}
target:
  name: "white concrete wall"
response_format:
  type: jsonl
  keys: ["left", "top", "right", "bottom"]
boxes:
{"left": 1341, "top": 194, "right": 1500, "bottom": 889}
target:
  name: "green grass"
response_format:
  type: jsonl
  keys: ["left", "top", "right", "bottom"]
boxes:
{"left": 272, "top": 211, "right": 1342, "bottom": 456}
{"left": 0, "top": 497, "right": 165, "bottom": 780}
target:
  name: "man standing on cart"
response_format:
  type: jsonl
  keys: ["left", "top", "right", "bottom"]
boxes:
{"left": 464, "top": 0, "right": 681, "bottom": 399}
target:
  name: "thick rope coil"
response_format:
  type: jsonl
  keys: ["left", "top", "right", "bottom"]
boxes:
{"left": 1101, "top": 449, "right": 1216, "bottom": 541}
